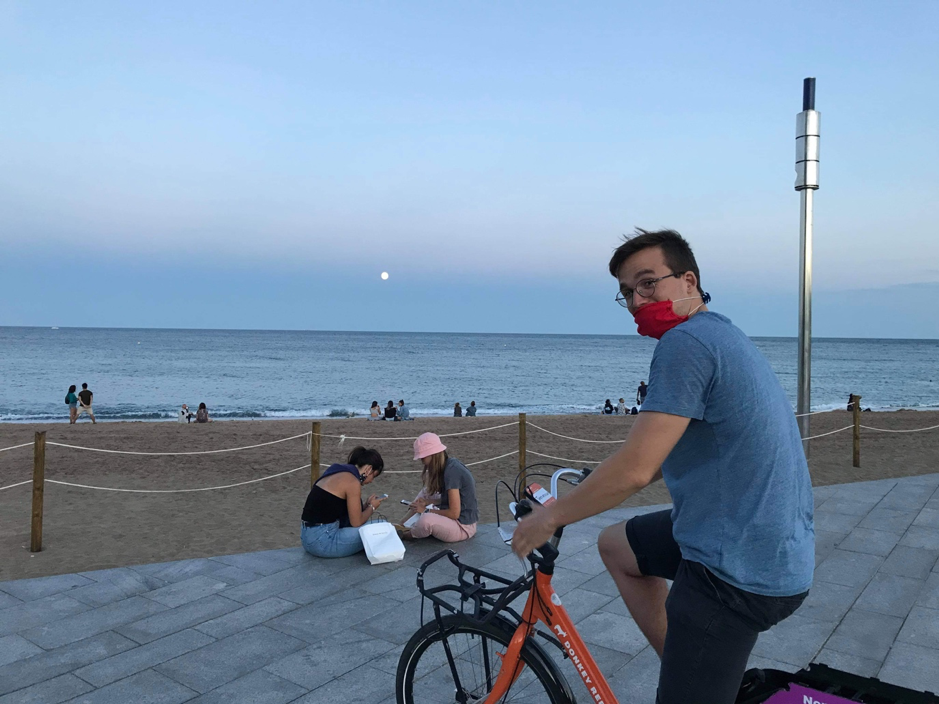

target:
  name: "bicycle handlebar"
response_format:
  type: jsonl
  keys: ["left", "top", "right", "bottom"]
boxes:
{"left": 513, "top": 499, "right": 561, "bottom": 568}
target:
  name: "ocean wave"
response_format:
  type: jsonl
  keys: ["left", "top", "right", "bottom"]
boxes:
{"left": 3, "top": 399, "right": 939, "bottom": 423}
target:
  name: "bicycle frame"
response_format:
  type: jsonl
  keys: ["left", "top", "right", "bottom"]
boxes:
{"left": 485, "top": 466, "right": 618, "bottom": 704}
{"left": 485, "top": 566, "right": 617, "bottom": 704}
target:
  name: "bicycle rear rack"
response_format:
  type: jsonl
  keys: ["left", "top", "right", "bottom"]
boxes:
{"left": 416, "top": 549, "right": 532, "bottom": 627}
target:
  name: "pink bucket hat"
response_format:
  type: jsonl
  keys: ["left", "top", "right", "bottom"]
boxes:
{"left": 413, "top": 432, "right": 447, "bottom": 460}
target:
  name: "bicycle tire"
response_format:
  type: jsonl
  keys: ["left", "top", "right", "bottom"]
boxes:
{"left": 396, "top": 612, "right": 574, "bottom": 704}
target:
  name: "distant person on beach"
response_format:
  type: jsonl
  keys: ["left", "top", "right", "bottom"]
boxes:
{"left": 453, "top": 402, "right": 462, "bottom": 417}
{"left": 395, "top": 399, "right": 411, "bottom": 421}
{"left": 195, "top": 403, "right": 211, "bottom": 423}
{"left": 178, "top": 404, "right": 194, "bottom": 423}
{"left": 369, "top": 401, "right": 382, "bottom": 420}
{"left": 65, "top": 385, "right": 79, "bottom": 424}
{"left": 300, "top": 446, "right": 386, "bottom": 558}
{"left": 617, "top": 398, "right": 627, "bottom": 415}
{"left": 603, "top": 399, "right": 614, "bottom": 414}
{"left": 846, "top": 394, "right": 872, "bottom": 412}
{"left": 76, "top": 383, "right": 96, "bottom": 423}
{"left": 466, "top": 401, "right": 477, "bottom": 417}
{"left": 398, "top": 433, "right": 478, "bottom": 542}
{"left": 384, "top": 400, "right": 397, "bottom": 420}
{"left": 512, "top": 228, "right": 813, "bottom": 704}
{"left": 637, "top": 381, "right": 648, "bottom": 406}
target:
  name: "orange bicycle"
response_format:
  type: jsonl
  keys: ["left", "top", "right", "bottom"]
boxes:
{"left": 395, "top": 466, "right": 613, "bottom": 703}
{"left": 395, "top": 466, "right": 936, "bottom": 704}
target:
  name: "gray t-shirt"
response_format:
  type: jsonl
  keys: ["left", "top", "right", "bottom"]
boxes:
{"left": 438, "top": 458, "right": 479, "bottom": 525}
{"left": 641, "top": 312, "right": 814, "bottom": 597}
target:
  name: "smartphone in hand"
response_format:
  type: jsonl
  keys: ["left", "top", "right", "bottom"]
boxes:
{"left": 375, "top": 494, "right": 389, "bottom": 500}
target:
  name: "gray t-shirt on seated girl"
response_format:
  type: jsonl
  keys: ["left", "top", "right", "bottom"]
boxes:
{"left": 438, "top": 458, "right": 479, "bottom": 525}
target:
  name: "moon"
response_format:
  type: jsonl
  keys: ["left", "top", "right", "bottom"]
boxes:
{"left": 381, "top": 272, "right": 389, "bottom": 280}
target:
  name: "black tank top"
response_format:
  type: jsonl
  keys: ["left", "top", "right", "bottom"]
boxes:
{"left": 302, "top": 485, "right": 350, "bottom": 526}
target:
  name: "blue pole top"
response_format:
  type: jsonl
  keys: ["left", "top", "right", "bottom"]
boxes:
{"left": 803, "top": 77, "right": 816, "bottom": 111}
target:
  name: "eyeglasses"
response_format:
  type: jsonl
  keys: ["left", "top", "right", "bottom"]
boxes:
{"left": 615, "top": 272, "right": 685, "bottom": 308}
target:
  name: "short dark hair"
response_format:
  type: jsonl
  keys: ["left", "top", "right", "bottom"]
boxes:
{"left": 347, "top": 446, "right": 384, "bottom": 475}
{"left": 82, "top": 383, "right": 88, "bottom": 389}
{"left": 609, "top": 229, "right": 704, "bottom": 297}
{"left": 399, "top": 399, "right": 404, "bottom": 404}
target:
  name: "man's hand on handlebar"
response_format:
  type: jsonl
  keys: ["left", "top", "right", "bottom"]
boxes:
{"left": 511, "top": 502, "right": 560, "bottom": 559}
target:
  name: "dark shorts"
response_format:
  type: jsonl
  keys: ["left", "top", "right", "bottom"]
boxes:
{"left": 625, "top": 509, "right": 808, "bottom": 704}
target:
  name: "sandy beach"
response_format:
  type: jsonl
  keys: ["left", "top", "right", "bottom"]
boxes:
{"left": 2, "top": 411, "right": 937, "bottom": 581}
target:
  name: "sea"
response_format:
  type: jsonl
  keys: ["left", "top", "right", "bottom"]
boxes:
{"left": 1, "top": 327, "right": 937, "bottom": 423}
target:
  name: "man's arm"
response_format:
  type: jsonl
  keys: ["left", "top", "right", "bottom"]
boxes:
{"left": 511, "top": 411, "right": 689, "bottom": 557}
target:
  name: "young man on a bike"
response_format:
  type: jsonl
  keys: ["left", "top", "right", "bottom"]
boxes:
{"left": 513, "top": 229, "right": 814, "bottom": 704}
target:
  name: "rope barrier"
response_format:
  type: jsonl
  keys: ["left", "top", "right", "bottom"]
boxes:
{"left": 860, "top": 423, "right": 939, "bottom": 434}
{"left": 793, "top": 409, "right": 837, "bottom": 418}
{"left": 0, "top": 480, "right": 31, "bottom": 492}
{"left": 315, "top": 450, "right": 520, "bottom": 473}
{"left": 527, "top": 423, "right": 624, "bottom": 444}
{"left": 528, "top": 411, "right": 836, "bottom": 445}
{"left": 45, "top": 432, "right": 311, "bottom": 456}
{"left": 467, "top": 450, "right": 519, "bottom": 466}
{"left": 0, "top": 442, "right": 32, "bottom": 454}
{"left": 38, "top": 463, "right": 311, "bottom": 493}
{"left": 5, "top": 417, "right": 933, "bottom": 499}
{"left": 312, "top": 421, "right": 519, "bottom": 442}
{"left": 527, "top": 450, "right": 602, "bottom": 464}
{"left": 803, "top": 426, "right": 854, "bottom": 441}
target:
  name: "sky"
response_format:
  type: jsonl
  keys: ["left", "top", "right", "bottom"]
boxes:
{"left": 1, "top": 1, "right": 937, "bottom": 338}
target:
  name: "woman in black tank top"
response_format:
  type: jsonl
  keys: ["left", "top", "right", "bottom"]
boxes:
{"left": 300, "top": 446, "right": 387, "bottom": 558}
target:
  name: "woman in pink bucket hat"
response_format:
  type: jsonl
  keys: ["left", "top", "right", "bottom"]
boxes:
{"left": 398, "top": 432, "right": 479, "bottom": 542}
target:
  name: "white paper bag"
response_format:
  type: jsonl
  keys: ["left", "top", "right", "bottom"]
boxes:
{"left": 359, "top": 521, "right": 406, "bottom": 565}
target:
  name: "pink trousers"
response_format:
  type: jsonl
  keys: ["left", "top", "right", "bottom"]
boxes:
{"left": 410, "top": 513, "right": 477, "bottom": 542}
{"left": 409, "top": 488, "right": 477, "bottom": 542}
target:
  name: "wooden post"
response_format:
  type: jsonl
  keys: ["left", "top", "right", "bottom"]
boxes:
{"left": 852, "top": 394, "right": 861, "bottom": 468}
{"left": 518, "top": 413, "right": 527, "bottom": 490}
{"left": 311, "top": 422, "right": 322, "bottom": 486}
{"left": 30, "top": 431, "right": 46, "bottom": 553}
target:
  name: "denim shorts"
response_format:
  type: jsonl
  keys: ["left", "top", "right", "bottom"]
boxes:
{"left": 625, "top": 509, "right": 808, "bottom": 704}
{"left": 300, "top": 521, "right": 364, "bottom": 559}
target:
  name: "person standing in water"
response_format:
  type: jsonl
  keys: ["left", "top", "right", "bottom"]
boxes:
{"left": 76, "top": 383, "right": 96, "bottom": 423}
{"left": 65, "top": 385, "right": 79, "bottom": 424}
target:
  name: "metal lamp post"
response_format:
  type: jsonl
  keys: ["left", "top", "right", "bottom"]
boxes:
{"left": 795, "top": 77, "right": 820, "bottom": 454}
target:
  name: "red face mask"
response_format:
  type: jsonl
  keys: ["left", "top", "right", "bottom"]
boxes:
{"left": 633, "top": 300, "right": 688, "bottom": 339}
{"left": 633, "top": 294, "right": 709, "bottom": 339}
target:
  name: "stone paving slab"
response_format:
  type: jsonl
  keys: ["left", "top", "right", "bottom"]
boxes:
{"left": 1, "top": 473, "right": 938, "bottom": 702}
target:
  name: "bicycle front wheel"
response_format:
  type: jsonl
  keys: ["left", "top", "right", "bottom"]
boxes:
{"left": 396, "top": 613, "right": 571, "bottom": 704}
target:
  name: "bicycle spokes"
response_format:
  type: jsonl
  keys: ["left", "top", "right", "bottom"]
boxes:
{"left": 411, "top": 630, "right": 550, "bottom": 703}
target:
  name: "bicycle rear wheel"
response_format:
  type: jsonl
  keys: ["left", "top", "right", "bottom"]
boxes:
{"left": 396, "top": 613, "right": 572, "bottom": 704}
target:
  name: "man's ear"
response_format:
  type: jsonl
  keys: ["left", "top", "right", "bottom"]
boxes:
{"left": 683, "top": 271, "right": 699, "bottom": 296}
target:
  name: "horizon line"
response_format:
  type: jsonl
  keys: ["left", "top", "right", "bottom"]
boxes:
{"left": 1, "top": 324, "right": 937, "bottom": 343}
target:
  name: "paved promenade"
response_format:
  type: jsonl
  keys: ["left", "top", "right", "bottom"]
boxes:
{"left": 1, "top": 473, "right": 938, "bottom": 703}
